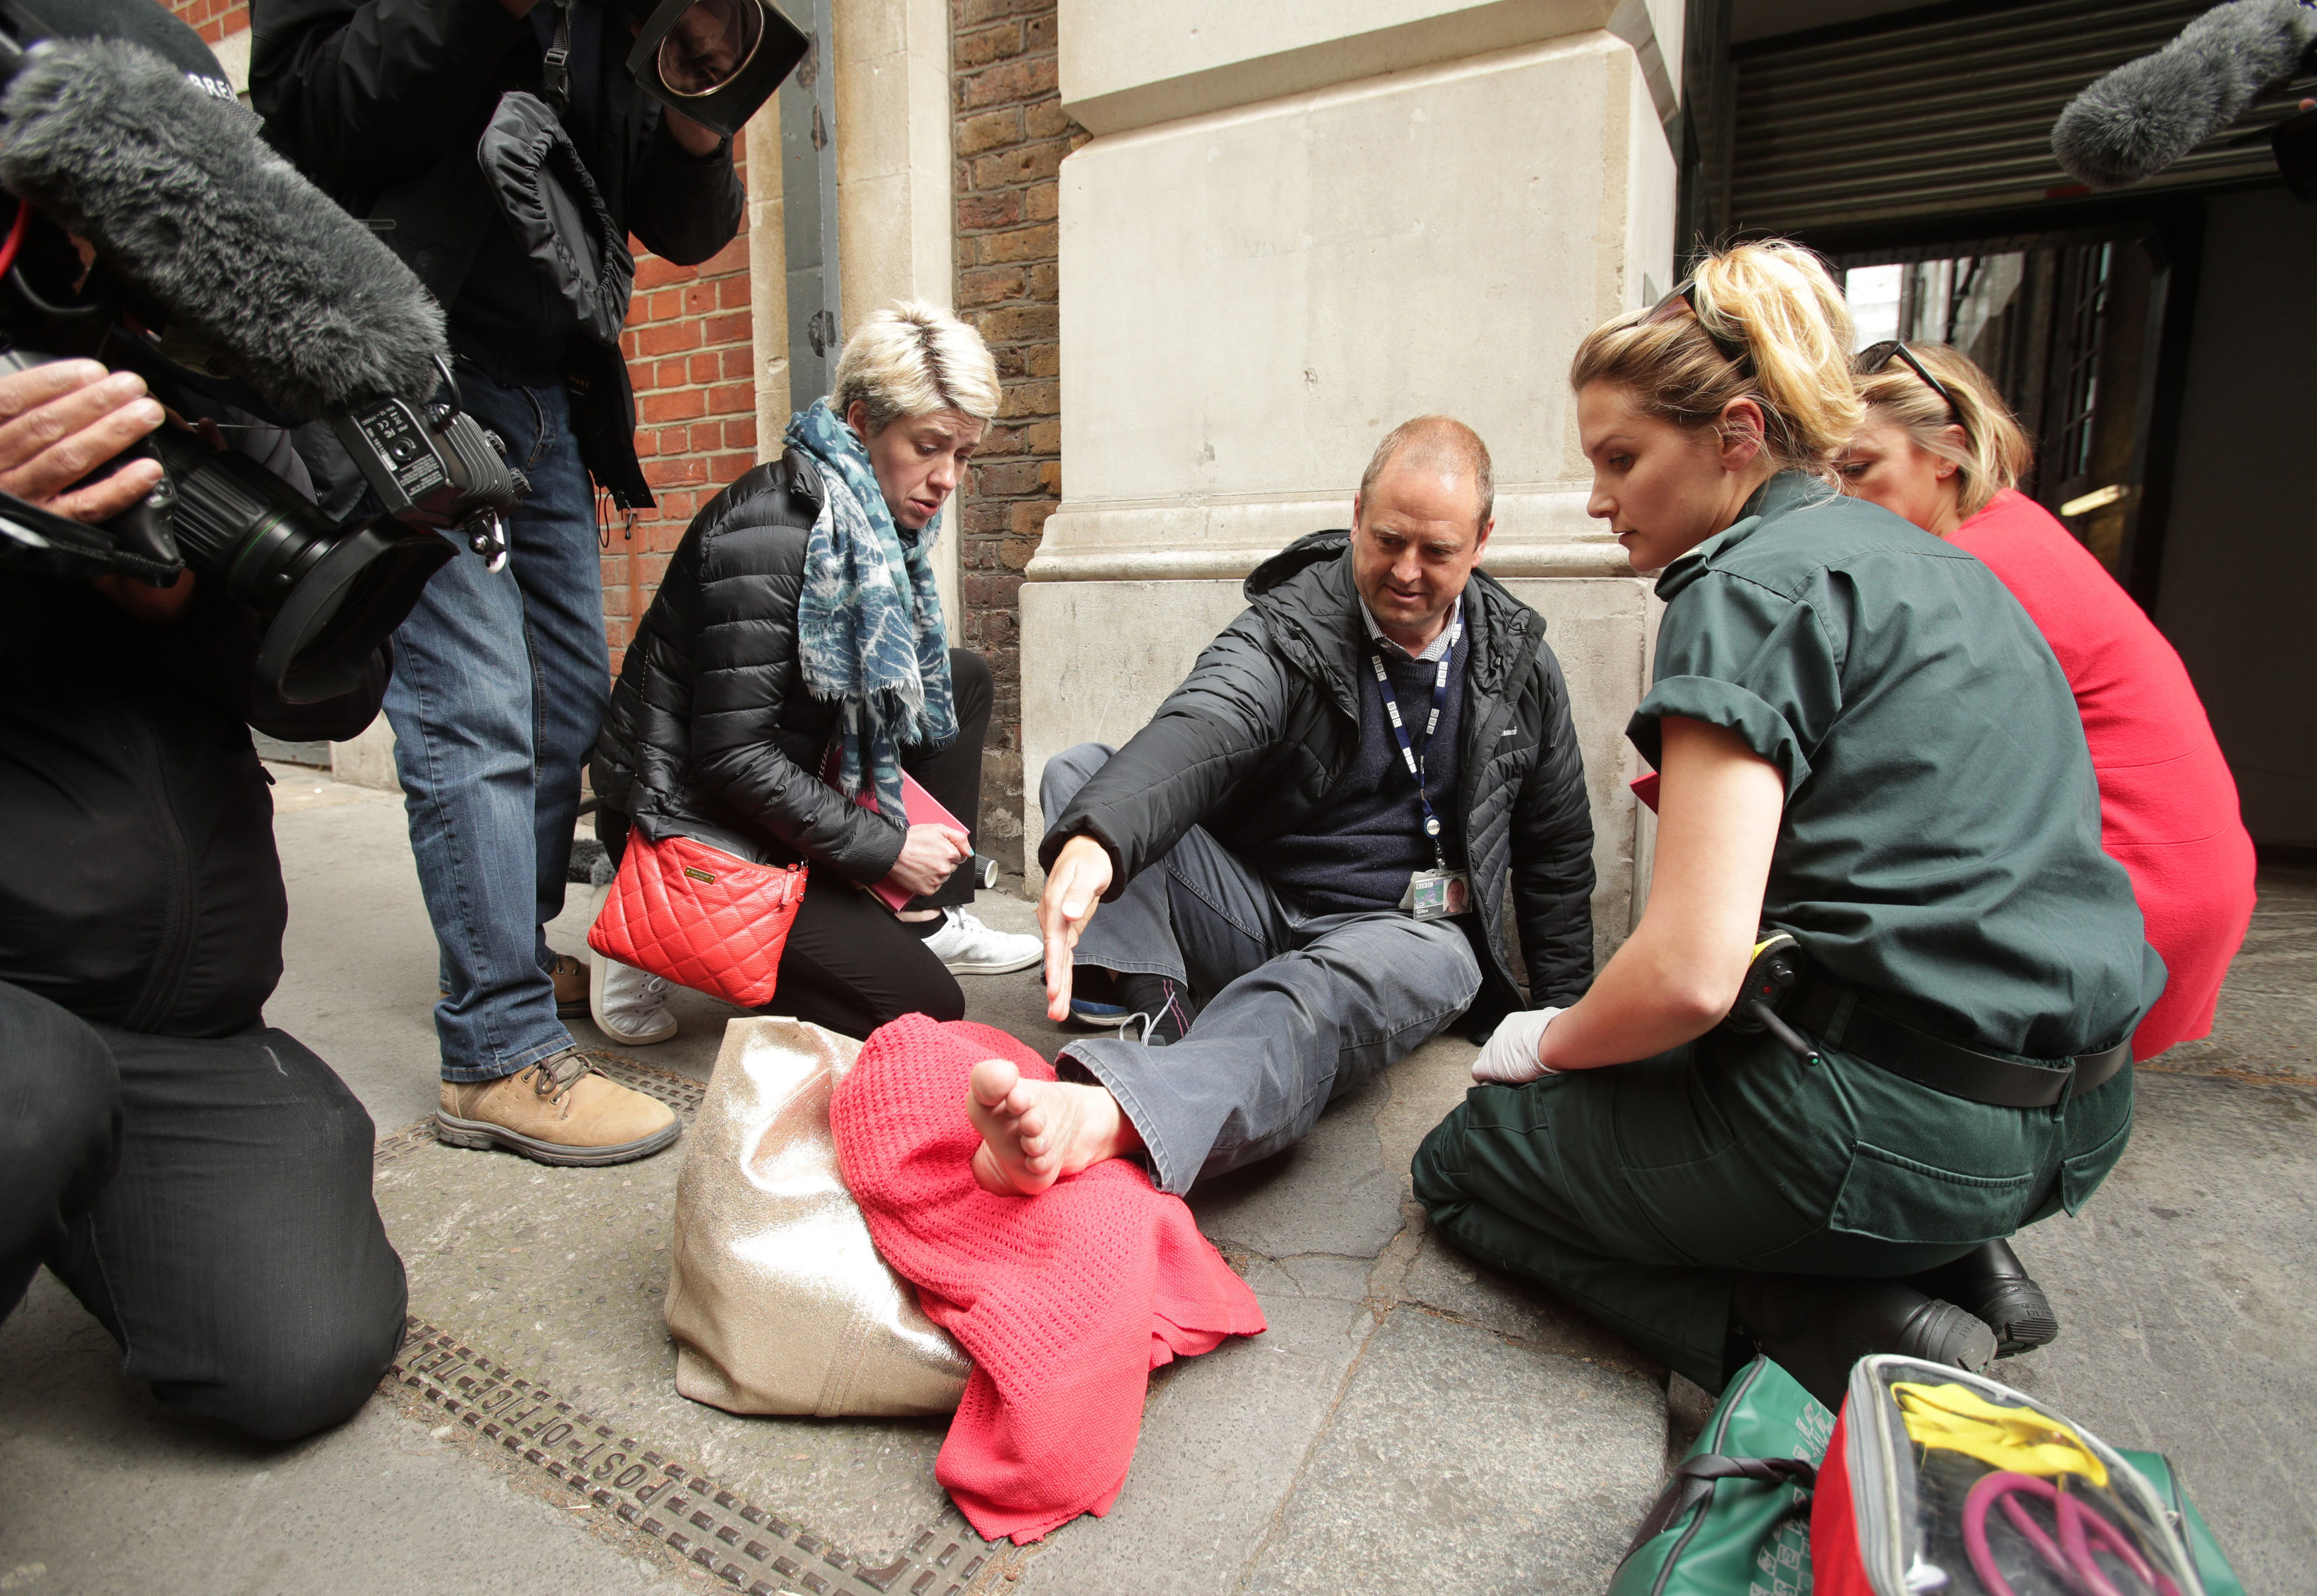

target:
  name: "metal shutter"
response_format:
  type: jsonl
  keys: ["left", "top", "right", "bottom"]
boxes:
{"left": 1728, "top": 0, "right": 2308, "bottom": 236}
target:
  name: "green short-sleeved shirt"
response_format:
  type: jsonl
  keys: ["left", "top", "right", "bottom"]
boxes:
{"left": 1627, "top": 473, "right": 2159, "bottom": 1059}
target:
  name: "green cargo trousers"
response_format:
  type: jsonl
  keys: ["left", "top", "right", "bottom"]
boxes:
{"left": 1411, "top": 1029, "right": 2134, "bottom": 1391}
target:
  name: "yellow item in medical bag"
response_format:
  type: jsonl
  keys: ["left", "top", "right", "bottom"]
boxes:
{"left": 1891, "top": 1381, "right": 2109, "bottom": 1487}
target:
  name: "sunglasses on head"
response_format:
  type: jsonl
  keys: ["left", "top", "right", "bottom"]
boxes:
{"left": 1854, "top": 340, "right": 1962, "bottom": 428}
{"left": 1642, "top": 279, "right": 1751, "bottom": 369}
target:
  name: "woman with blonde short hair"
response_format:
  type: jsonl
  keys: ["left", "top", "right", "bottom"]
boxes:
{"left": 591, "top": 301, "right": 1041, "bottom": 1044}
{"left": 1839, "top": 341, "right": 2253, "bottom": 1064}
{"left": 1411, "top": 243, "right": 2159, "bottom": 1408}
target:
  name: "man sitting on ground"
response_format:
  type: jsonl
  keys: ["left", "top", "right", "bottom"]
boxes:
{"left": 968, "top": 416, "right": 1596, "bottom": 1196}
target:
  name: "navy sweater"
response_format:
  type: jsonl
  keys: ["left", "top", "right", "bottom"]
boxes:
{"left": 1262, "top": 630, "right": 1469, "bottom": 914}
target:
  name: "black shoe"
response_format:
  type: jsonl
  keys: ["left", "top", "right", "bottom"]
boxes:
{"left": 1732, "top": 1274, "right": 1998, "bottom": 1413}
{"left": 1115, "top": 972, "right": 1191, "bottom": 1046}
{"left": 1066, "top": 966, "right": 1133, "bottom": 1028}
{"left": 1905, "top": 1239, "right": 2059, "bottom": 1358}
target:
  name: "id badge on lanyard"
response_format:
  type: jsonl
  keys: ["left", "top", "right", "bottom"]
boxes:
{"left": 1372, "top": 623, "right": 1471, "bottom": 923}
{"left": 1401, "top": 867, "right": 1472, "bottom": 921}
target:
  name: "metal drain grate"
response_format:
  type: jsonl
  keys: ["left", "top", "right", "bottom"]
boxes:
{"left": 588, "top": 1051, "right": 709, "bottom": 1117}
{"left": 390, "top": 1321, "right": 1002, "bottom": 1596}
{"left": 373, "top": 1057, "right": 1005, "bottom": 1595}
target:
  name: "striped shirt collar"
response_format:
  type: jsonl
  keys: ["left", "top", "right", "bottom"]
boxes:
{"left": 1359, "top": 593, "right": 1463, "bottom": 663}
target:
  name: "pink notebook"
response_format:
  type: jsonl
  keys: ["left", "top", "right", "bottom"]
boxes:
{"left": 820, "top": 749, "right": 969, "bottom": 911}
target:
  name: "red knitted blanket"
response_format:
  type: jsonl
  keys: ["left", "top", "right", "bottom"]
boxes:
{"left": 830, "top": 1015, "right": 1266, "bottom": 1543}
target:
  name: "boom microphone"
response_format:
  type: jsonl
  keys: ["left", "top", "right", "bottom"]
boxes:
{"left": 2052, "top": 0, "right": 2317, "bottom": 189}
{"left": 0, "top": 36, "right": 446, "bottom": 415}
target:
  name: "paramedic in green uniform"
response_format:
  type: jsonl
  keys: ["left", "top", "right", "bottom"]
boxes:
{"left": 1411, "top": 242, "right": 2160, "bottom": 1408}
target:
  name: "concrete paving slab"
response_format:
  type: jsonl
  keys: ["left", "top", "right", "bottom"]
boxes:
{"left": 263, "top": 773, "right": 444, "bottom": 1133}
{"left": 2150, "top": 863, "right": 2316, "bottom": 1084}
{"left": 1982, "top": 1069, "right": 2317, "bottom": 1589}
{"left": 1398, "top": 1230, "right": 1659, "bottom": 1372}
{"left": 1232, "top": 1308, "right": 1666, "bottom": 1596}
{"left": 370, "top": 1131, "right": 965, "bottom": 1561}
{"left": 0, "top": 1274, "right": 682, "bottom": 1596}
{"left": 1189, "top": 1073, "right": 1407, "bottom": 1262}
{"left": 1013, "top": 1295, "right": 1378, "bottom": 1596}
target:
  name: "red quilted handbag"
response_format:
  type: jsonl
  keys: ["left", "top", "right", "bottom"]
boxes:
{"left": 587, "top": 829, "right": 807, "bottom": 1009}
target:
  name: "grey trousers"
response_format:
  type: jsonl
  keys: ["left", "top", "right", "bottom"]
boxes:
{"left": 1043, "top": 744, "right": 1482, "bottom": 1195}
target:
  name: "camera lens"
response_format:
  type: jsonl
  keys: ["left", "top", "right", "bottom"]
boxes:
{"left": 148, "top": 428, "right": 453, "bottom": 702}
{"left": 655, "top": 0, "right": 762, "bottom": 95}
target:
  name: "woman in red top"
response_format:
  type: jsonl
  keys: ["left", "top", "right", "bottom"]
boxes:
{"left": 1838, "top": 340, "right": 2254, "bottom": 1060}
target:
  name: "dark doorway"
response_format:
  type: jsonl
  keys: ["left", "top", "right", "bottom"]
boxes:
{"left": 1828, "top": 212, "right": 2201, "bottom": 608}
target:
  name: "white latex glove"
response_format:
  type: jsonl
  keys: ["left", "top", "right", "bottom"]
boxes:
{"left": 1472, "top": 1006, "right": 1564, "bottom": 1085}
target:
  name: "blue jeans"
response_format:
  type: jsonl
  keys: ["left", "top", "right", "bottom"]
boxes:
{"left": 1043, "top": 744, "right": 1482, "bottom": 1195}
{"left": 384, "top": 364, "right": 608, "bottom": 1082}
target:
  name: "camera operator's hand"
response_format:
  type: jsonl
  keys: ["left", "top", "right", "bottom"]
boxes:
{"left": 661, "top": 110, "right": 721, "bottom": 157}
{"left": 0, "top": 361, "right": 164, "bottom": 522}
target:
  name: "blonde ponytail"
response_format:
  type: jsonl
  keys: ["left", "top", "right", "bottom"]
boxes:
{"left": 1854, "top": 342, "right": 2032, "bottom": 520}
{"left": 1570, "top": 241, "right": 1862, "bottom": 479}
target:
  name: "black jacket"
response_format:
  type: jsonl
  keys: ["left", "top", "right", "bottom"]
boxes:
{"left": 0, "top": 576, "right": 389, "bottom": 1037}
{"left": 592, "top": 451, "right": 910, "bottom": 884}
{"left": 248, "top": 0, "right": 745, "bottom": 507}
{"left": 1041, "top": 533, "right": 1596, "bottom": 1014}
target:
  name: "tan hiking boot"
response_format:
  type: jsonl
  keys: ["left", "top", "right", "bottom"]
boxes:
{"left": 436, "top": 1048, "right": 680, "bottom": 1166}
{"left": 438, "top": 953, "right": 592, "bottom": 1016}
{"left": 550, "top": 953, "right": 589, "bottom": 1015}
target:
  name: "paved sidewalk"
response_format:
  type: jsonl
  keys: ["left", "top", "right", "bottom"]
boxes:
{"left": 1, "top": 771, "right": 2310, "bottom": 1594}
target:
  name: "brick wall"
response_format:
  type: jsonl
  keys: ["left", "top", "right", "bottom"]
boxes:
{"left": 606, "top": 180, "right": 759, "bottom": 675}
{"left": 951, "top": 0, "right": 1081, "bottom": 874}
{"left": 177, "top": 0, "right": 247, "bottom": 45}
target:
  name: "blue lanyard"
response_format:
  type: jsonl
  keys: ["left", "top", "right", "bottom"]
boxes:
{"left": 1368, "top": 616, "right": 1460, "bottom": 868}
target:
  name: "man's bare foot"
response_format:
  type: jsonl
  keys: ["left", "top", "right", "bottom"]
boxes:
{"left": 967, "top": 1057, "right": 1141, "bottom": 1196}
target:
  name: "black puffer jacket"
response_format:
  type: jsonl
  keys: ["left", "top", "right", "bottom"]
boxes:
{"left": 592, "top": 451, "right": 908, "bottom": 882}
{"left": 1041, "top": 532, "right": 1595, "bottom": 1013}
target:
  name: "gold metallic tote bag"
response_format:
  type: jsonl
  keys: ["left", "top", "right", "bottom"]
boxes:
{"left": 665, "top": 1018, "right": 970, "bottom": 1416}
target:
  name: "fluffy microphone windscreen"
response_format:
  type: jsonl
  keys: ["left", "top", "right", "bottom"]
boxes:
{"left": 2053, "top": 0, "right": 2317, "bottom": 188}
{"left": 0, "top": 38, "right": 447, "bottom": 415}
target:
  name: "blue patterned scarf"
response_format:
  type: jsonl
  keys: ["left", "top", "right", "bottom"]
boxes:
{"left": 786, "top": 399, "right": 958, "bottom": 821}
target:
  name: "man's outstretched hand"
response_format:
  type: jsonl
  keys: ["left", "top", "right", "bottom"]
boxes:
{"left": 1039, "top": 834, "right": 1113, "bottom": 1021}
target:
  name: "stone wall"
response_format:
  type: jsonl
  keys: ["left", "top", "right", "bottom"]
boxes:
{"left": 949, "top": 0, "right": 1082, "bottom": 872}
{"left": 1025, "top": 3, "right": 1681, "bottom": 958}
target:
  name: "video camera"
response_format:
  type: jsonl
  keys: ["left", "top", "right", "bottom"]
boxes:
{"left": 0, "top": 2, "right": 525, "bottom": 702}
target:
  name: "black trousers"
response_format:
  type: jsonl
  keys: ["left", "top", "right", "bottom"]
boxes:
{"left": 603, "top": 648, "right": 993, "bottom": 1041}
{"left": 0, "top": 980, "right": 409, "bottom": 1440}
{"left": 768, "top": 647, "right": 991, "bottom": 1039}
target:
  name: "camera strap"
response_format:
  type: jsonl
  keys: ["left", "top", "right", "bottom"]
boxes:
{"left": 541, "top": 0, "right": 574, "bottom": 114}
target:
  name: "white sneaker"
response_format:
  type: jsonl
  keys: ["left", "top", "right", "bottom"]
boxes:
{"left": 587, "top": 883, "right": 678, "bottom": 1045}
{"left": 591, "top": 955, "right": 678, "bottom": 1045}
{"left": 920, "top": 906, "right": 1042, "bottom": 975}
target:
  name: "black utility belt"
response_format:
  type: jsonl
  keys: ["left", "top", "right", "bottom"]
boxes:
{"left": 1787, "top": 973, "right": 2130, "bottom": 1109}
